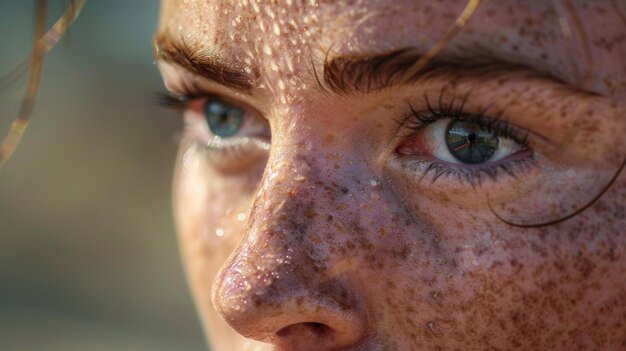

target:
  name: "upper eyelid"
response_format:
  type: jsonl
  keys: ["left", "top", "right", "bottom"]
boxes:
{"left": 160, "top": 75, "right": 268, "bottom": 120}
{"left": 394, "top": 94, "right": 532, "bottom": 147}
{"left": 397, "top": 86, "right": 569, "bottom": 146}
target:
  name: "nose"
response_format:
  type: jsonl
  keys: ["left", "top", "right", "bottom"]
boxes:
{"left": 212, "top": 158, "right": 370, "bottom": 351}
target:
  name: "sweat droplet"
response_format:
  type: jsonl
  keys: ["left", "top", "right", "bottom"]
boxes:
{"left": 237, "top": 213, "right": 247, "bottom": 222}
{"left": 215, "top": 228, "right": 225, "bottom": 237}
{"left": 427, "top": 321, "right": 436, "bottom": 330}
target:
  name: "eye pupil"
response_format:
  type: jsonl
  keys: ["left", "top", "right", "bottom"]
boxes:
{"left": 446, "top": 120, "right": 498, "bottom": 164}
{"left": 205, "top": 100, "right": 245, "bottom": 137}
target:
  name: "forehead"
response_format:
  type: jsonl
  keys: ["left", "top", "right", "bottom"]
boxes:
{"left": 159, "top": 1, "right": 554, "bottom": 58}
{"left": 159, "top": 0, "right": 556, "bottom": 55}
{"left": 157, "top": 0, "right": 626, "bottom": 96}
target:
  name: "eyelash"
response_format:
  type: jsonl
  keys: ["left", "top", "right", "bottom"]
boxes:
{"left": 153, "top": 80, "right": 207, "bottom": 110}
{"left": 397, "top": 93, "right": 536, "bottom": 186}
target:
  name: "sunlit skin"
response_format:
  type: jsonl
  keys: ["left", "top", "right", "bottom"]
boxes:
{"left": 156, "top": 1, "right": 626, "bottom": 350}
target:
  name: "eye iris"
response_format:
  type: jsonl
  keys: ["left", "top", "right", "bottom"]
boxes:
{"left": 205, "top": 101, "right": 245, "bottom": 137}
{"left": 445, "top": 120, "right": 499, "bottom": 164}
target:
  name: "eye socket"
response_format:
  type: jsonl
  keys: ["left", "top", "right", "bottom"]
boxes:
{"left": 185, "top": 95, "right": 270, "bottom": 145}
{"left": 182, "top": 95, "right": 270, "bottom": 173}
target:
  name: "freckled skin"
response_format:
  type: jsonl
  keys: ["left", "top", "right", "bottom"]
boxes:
{"left": 161, "top": 1, "right": 626, "bottom": 350}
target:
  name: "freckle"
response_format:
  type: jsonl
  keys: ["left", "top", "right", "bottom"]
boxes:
{"left": 379, "top": 227, "right": 387, "bottom": 237}
{"left": 334, "top": 222, "right": 346, "bottom": 233}
{"left": 323, "top": 133, "right": 335, "bottom": 144}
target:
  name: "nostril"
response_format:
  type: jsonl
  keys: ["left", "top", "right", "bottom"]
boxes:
{"left": 276, "top": 322, "right": 332, "bottom": 338}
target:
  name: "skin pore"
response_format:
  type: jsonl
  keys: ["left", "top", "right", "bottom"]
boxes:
{"left": 156, "top": 1, "right": 626, "bottom": 350}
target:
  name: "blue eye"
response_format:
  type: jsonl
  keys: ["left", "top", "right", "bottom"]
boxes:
{"left": 204, "top": 100, "right": 245, "bottom": 138}
{"left": 446, "top": 120, "right": 499, "bottom": 164}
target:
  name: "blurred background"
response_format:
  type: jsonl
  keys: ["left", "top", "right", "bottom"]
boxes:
{"left": 0, "top": 1, "right": 207, "bottom": 350}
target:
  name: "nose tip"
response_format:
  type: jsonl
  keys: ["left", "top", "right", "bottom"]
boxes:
{"left": 212, "top": 254, "right": 370, "bottom": 351}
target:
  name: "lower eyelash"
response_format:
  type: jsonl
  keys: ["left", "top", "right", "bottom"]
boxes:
{"left": 206, "top": 136, "right": 270, "bottom": 151}
{"left": 407, "top": 153, "right": 537, "bottom": 187}
{"left": 180, "top": 132, "right": 270, "bottom": 171}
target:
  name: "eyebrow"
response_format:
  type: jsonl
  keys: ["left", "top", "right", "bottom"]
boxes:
{"left": 154, "top": 33, "right": 576, "bottom": 97}
{"left": 154, "top": 33, "right": 258, "bottom": 93}
{"left": 319, "top": 47, "right": 573, "bottom": 95}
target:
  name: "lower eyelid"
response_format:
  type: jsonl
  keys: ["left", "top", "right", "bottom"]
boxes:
{"left": 207, "top": 136, "right": 270, "bottom": 151}
{"left": 185, "top": 135, "right": 269, "bottom": 174}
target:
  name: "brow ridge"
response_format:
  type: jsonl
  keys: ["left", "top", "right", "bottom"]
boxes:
{"left": 319, "top": 47, "right": 575, "bottom": 96}
{"left": 154, "top": 33, "right": 257, "bottom": 93}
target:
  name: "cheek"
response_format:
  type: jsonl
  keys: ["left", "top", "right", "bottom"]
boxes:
{"left": 338, "top": 179, "right": 626, "bottom": 347}
{"left": 173, "top": 147, "right": 256, "bottom": 312}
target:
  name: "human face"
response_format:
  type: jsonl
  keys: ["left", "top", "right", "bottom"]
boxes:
{"left": 155, "top": 1, "right": 626, "bottom": 350}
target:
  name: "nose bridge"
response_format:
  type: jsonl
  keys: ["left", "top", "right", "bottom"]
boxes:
{"left": 212, "top": 145, "right": 371, "bottom": 347}
{"left": 216, "top": 151, "right": 338, "bottom": 303}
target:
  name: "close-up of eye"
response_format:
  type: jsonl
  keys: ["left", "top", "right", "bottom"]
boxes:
{"left": 158, "top": 91, "right": 271, "bottom": 172}
{"left": 203, "top": 99, "right": 246, "bottom": 138}
{"left": 395, "top": 100, "right": 531, "bottom": 185}
{"left": 405, "top": 118, "right": 525, "bottom": 165}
